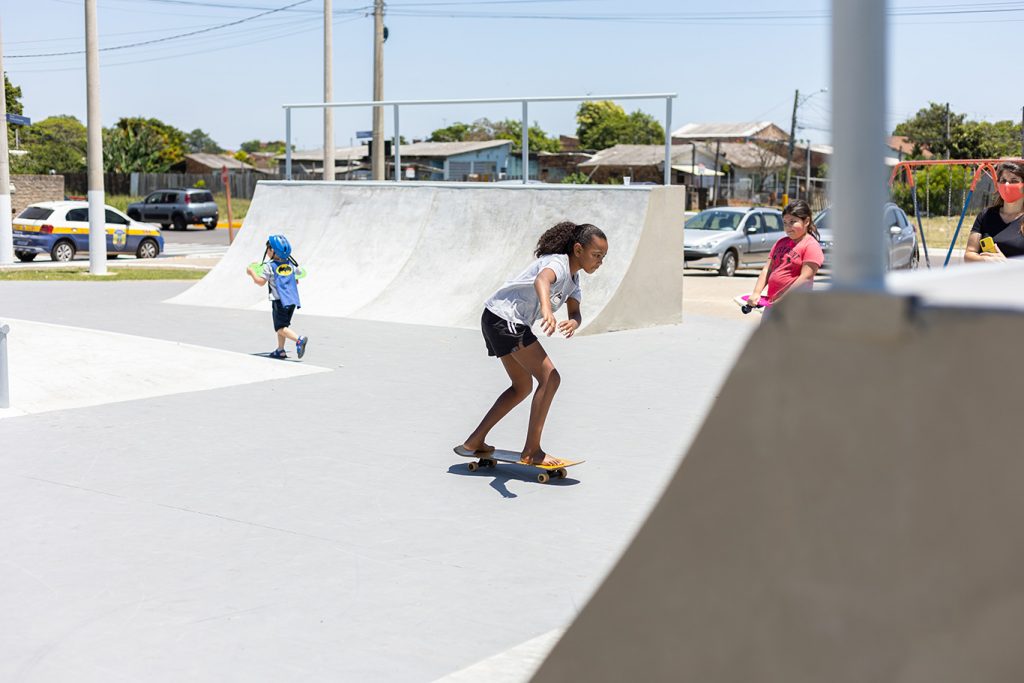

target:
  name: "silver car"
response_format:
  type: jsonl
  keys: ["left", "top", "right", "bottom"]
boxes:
{"left": 815, "top": 203, "right": 920, "bottom": 271}
{"left": 684, "top": 207, "right": 786, "bottom": 276}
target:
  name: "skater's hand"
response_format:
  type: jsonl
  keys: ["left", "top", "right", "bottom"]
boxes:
{"left": 558, "top": 319, "right": 579, "bottom": 338}
{"left": 749, "top": 294, "right": 762, "bottom": 308}
{"left": 979, "top": 251, "right": 1006, "bottom": 263}
{"left": 246, "top": 265, "right": 255, "bottom": 277}
{"left": 540, "top": 311, "right": 558, "bottom": 336}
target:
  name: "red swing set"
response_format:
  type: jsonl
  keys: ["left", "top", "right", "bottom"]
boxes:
{"left": 889, "top": 159, "right": 1024, "bottom": 267}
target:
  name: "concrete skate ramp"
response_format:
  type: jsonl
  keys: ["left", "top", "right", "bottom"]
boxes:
{"left": 168, "top": 182, "right": 684, "bottom": 334}
{"left": 534, "top": 264, "right": 1024, "bottom": 682}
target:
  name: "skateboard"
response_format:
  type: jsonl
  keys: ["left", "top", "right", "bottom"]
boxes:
{"left": 734, "top": 294, "right": 771, "bottom": 314}
{"left": 453, "top": 446, "right": 583, "bottom": 484}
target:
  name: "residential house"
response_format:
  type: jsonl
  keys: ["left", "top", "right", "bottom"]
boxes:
{"left": 179, "top": 153, "right": 269, "bottom": 175}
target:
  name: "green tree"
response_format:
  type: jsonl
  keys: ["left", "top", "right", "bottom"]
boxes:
{"left": 185, "top": 128, "right": 223, "bottom": 154}
{"left": 492, "top": 119, "right": 561, "bottom": 153}
{"left": 103, "top": 117, "right": 187, "bottom": 172}
{"left": 620, "top": 110, "right": 665, "bottom": 144}
{"left": 240, "top": 139, "right": 287, "bottom": 154}
{"left": 893, "top": 102, "right": 966, "bottom": 158}
{"left": 576, "top": 101, "right": 629, "bottom": 150}
{"left": 10, "top": 115, "right": 87, "bottom": 174}
{"left": 5, "top": 74, "right": 24, "bottom": 150}
{"left": 428, "top": 122, "right": 472, "bottom": 142}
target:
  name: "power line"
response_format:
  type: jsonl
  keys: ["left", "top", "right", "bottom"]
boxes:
{"left": 6, "top": 0, "right": 326, "bottom": 58}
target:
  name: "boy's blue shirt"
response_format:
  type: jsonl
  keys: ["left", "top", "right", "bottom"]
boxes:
{"left": 270, "top": 259, "right": 302, "bottom": 308}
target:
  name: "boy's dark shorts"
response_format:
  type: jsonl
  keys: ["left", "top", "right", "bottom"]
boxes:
{"left": 481, "top": 308, "right": 537, "bottom": 358}
{"left": 272, "top": 299, "right": 296, "bottom": 331}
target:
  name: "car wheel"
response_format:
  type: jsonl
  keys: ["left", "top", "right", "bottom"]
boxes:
{"left": 718, "top": 250, "right": 738, "bottom": 277}
{"left": 136, "top": 239, "right": 159, "bottom": 259}
{"left": 50, "top": 240, "right": 76, "bottom": 262}
{"left": 172, "top": 214, "right": 186, "bottom": 231}
{"left": 205, "top": 220, "right": 216, "bottom": 230}
{"left": 908, "top": 246, "right": 920, "bottom": 270}
{"left": 15, "top": 251, "right": 36, "bottom": 262}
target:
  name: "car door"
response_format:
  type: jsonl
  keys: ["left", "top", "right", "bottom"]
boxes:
{"left": 105, "top": 208, "right": 132, "bottom": 254}
{"left": 884, "top": 206, "right": 913, "bottom": 268}
{"left": 762, "top": 212, "right": 785, "bottom": 260}
{"left": 140, "top": 192, "right": 163, "bottom": 222}
{"left": 741, "top": 212, "right": 771, "bottom": 265}
{"left": 64, "top": 207, "right": 92, "bottom": 253}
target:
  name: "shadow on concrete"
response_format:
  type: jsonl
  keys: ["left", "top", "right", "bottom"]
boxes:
{"left": 447, "top": 463, "right": 581, "bottom": 499}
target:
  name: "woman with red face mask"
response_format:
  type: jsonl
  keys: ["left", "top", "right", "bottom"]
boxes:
{"left": 964, "top": 161, "right": 1024, "bottom": 263}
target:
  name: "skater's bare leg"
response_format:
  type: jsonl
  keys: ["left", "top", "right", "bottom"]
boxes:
{"left": 463, "top": 354, "right": 533, "bottom": 453}
{"left": 278, "top": 326, "right": 299, "bottom": 343}
{"left": 510, "top": 342, "right": 563, "bottom": 466}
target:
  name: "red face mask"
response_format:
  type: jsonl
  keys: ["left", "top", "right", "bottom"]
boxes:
{"left": 998, "top": 181, "right": 1024, "bottom": 204}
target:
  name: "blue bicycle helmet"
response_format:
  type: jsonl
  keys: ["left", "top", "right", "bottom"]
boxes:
{"left": 266, "top": 234, "right": 292, "bottom": 261}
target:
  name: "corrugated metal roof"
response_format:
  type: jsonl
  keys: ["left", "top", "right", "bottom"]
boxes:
{"left": 578, "top": 142, "right": 789, "bottom": 171}
{"left": 279, "top": 140, "right": 512, "bottom": 161}
{"left": 185, "top": 153, "right": 255, "bottom": 170}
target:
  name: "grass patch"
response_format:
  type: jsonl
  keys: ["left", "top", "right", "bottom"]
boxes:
{"left": 106, "top": 194, "right": 250, "bottom": 223}
{"left": 0, "top": 267, "right": 207, "bottom": 281}
{"left": 916, "top": 215, "right": 975, "bottom": 252}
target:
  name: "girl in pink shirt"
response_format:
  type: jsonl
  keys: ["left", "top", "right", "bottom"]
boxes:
{"left": 747, "top": 199, "right": 824, "bottom": 307}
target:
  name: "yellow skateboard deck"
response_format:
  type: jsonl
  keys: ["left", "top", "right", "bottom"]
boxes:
{"left": 453, "top": 446, "right": 583, "bottom": 483}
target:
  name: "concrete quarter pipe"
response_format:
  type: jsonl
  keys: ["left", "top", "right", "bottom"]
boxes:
{"left": 168, "top": 182, "right": 685, "bottom": 334}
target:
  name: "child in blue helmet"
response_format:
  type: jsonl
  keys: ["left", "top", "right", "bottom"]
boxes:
{"left": 246, "top": 234, "right": 309, "bottom": 359}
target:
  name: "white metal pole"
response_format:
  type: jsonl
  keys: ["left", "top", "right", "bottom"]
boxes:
{"left": 0, "top": 322, "right": 9, "bottom": 409}
{"left": 832, "top": 0, "right": 887, "bottom": 289}
{"left": 323, "top": 0, "right": 335, "bottom": 181}
{"left": 0, "top": 18, "right": 13, "bottom": 266}
{"left": 85, "top": 0, "right": 107, "bottom": 275}
{"left": 393, "top": 104, "right": 401, "bottom": 182}
{"left": 285, "top": 108, "right": 293, "bottom": 180}
{"left": 664, "top": 97, "right": 672, "bottom": 185}
{"left": 521, "top": 101, "right": 528, "bottom": 184}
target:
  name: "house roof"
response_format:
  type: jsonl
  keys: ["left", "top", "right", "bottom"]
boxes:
{"left": 888, "top": 135, "right": 934, "bottom": 159}
{"left": 671, "top": 121, "right": 786, "bottom": 140}
{"left": 279, "top": 140, "right": 512, "bottom": 162}
{"left": 185, "top": 153, "right": 255, "bottom": 170}
{"left": 578, "top": 142, "right": 790, "bottom": 171}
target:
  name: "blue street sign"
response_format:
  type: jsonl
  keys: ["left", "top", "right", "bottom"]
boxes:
{"left": 5, "top": 113, "right": 30, "bottom": 126}
{"left": 355, "top": 130, "right": 372, "bottom": 139}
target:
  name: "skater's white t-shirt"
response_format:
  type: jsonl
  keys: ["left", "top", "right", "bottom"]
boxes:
{"left": 485, "top": 254, "right": 582, "bottom": 327}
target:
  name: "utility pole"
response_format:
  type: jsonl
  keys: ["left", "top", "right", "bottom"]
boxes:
{"left": 85, "top": 0, "right": 107, "bottom": 275}
{"left": 784, "top": 89, "right": 799, "bottom": 207}
{"left": 805, "top": 139, "right": 812, "bottom": 203}
{"left": 371, "top": 0, "right": 385, "bottom": 180}
{"left": 712, "top": 140, "right": 722, "bottom": 205}
{"left": 1020, "top": 106, "right": 1023, "bottom": 158}
{"left": 0, "top": 18, "right": 13, "bottom": 265}
{"left": 323, "top": 0, "right": 334, "bottom": 181}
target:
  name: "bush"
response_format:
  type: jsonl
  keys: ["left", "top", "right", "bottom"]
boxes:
{"left": 891, "top": 165, "right": 974, "bottom": 217}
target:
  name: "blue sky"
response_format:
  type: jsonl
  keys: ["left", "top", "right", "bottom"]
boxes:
{"left": 3, "top": 1, "right": 1020, "bottom": 151}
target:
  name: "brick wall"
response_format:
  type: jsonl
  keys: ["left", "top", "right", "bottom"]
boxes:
{"left": 10, "top": 175, "right": 65, "bottom": 215}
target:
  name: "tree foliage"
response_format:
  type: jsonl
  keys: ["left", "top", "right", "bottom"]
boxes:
{"left": 240, "top": 139, "right": 288, "bottom": 154}
{"left": 5, "top": 74, "right": 24, "bottom": 149}
{"left": 10, "top": 115, "right": 87, "bottom": 174}
{"left": 427, "top": 117, "right": 560, "bottom": 152}
{"left": 575, "top": 101, "right": 664, "bottom": 150}
{"left": 185, "top": 128, "right": 223, "bottom": 154}
{"left": 103, "top": 117, "right": 187, "bottom": 172}
{"left": 893, "top": 102, "right": 1021, "bottom": 159}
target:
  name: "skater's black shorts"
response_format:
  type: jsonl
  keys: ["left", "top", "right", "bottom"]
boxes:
{"left": 272, "top": 299, "right": 296, "bottom": 331}
{"left": 481, "top": 308, "right": 537, "bottom": 358}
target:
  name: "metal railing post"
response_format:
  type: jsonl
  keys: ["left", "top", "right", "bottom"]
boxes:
{"left": 285, "top": 107, "right": 293, "bottom": 180}
{"left": 521, "top": 100, "right": 529, "bottom": 184}
{"left": 394, "top": 104, "right": 401, "bottom": 182}
{"left": 664, "top": 96, "right": 673, "bottom": 185}
{"left": 0, "top": 322, "right": 9, "bottom": 409}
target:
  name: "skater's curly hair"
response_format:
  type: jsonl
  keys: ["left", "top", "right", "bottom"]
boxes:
{"left": 534, "top": 221, "right": 607, "bottom": 258}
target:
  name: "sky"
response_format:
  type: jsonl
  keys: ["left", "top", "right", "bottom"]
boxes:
{"left": 2, "top": 0, "right": 1021, "bottom": 152}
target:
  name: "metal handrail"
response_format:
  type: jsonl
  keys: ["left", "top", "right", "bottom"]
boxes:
{"left": 283, "top": 93, "right": 678, "bottom": 185}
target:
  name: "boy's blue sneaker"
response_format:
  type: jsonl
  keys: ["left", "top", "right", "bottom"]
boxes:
{"left": 268, "top": 348, "right": 288, "bottom": 359}
{"left": 296, "top": 336, "right": 309, "bottom": 359}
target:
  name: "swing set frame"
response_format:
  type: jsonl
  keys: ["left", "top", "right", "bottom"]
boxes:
{"left": 889, "top": 158, "right": 1024, "bottom": 267}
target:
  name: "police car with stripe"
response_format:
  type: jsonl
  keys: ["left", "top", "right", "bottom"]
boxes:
{"left": 12, "top": 201, "right": 165, "bottom": 262}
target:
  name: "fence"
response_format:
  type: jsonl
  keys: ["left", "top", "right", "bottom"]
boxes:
{"left": 62, "top": 171, "right": 276, "bottom": 200}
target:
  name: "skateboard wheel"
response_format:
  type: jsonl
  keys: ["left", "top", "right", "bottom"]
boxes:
{"left": 483, "top": 459, "right": 496, "bottom": 468}
{"left": 468, "top": 461, "right": 479, "bottom": 472}
{"left": 556, "top": 469, "right": 567, "bottom": 479}
{"left": 537, "top": 472, "right": 550, "bottom": 484}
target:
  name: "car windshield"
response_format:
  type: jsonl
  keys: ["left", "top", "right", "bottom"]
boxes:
{"left": 685, "top": 211, "right": 742, "bottom": 231}
{"left": 814, "top": 210, "right": 829, "bottom": 231}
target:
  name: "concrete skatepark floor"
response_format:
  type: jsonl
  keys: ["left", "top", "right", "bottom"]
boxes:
{"left": 0, "top": 280, "right": 752, "bottom": 681}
